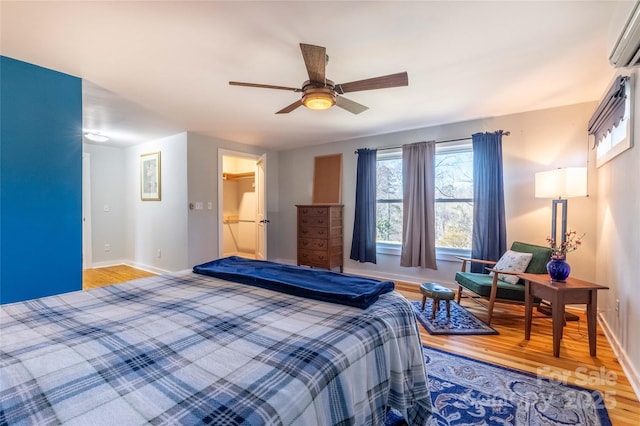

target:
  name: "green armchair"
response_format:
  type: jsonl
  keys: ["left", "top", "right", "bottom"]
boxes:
{"left": 455, "top": 241, "right": 552, "bottom": 325}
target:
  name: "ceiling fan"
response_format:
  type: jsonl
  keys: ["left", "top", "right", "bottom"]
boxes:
{"left": 229, "top": 43, "right": 408, "bottom": 114}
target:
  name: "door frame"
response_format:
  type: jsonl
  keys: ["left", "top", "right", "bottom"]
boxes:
{"left": 255, "top": 153, "right": 267, "bottom": 260}
{"left": 82, "top": 153, "right": 93, "bottom": 269}
{"left": 217, "top": 149, "right": 266, "bottom": 259}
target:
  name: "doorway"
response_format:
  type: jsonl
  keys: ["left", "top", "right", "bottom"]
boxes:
{"left": 218, "top": 150, "right": 267, "bottom": 260}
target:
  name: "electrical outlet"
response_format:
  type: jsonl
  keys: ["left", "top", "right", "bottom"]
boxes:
{"left": 104, "top": 244, "right": 111, "bottom": 252}
{"left": 615, "top": 299, "right": 620, "bottom": 312}
{"left": 157, "top": 249, "right": 162, "bottom": 258}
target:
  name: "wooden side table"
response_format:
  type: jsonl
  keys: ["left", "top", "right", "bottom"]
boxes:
{"left": 519, "top": 273, "right": 609, "bottom": 357}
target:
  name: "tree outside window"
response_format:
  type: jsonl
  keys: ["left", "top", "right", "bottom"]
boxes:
{"left": 376, "top": 145, "right": 473, "bottom": 250}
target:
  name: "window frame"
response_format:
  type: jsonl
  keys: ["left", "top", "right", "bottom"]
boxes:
{"left": 374, "top": 142, "right": 473, "bottom": 260}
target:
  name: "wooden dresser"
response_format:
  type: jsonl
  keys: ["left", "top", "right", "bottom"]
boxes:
{"left": 296, "top": 204, "right": 344, "bottom": 272}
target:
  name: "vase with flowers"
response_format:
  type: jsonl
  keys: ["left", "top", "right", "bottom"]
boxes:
{"left": 545, "top": 230, "right": 584, "bottom": 282}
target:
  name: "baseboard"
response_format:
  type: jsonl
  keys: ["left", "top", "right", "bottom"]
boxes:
{"left": 343, "top": 266, "right": 458, "bottom": 289}
{"left": 123, "top": 261, "right": 171, "bottom": 276}
{"left": 598, "top": 313, "right": 640, "bottom": 402}
{"left": 85, "top": 259, "right": 170, "bottom": 276}
{"left": 88, "top": 259, "right": 129, "bottom": 269}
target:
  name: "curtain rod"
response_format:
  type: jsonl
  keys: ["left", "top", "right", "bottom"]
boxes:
{"left": 353, "top": 131, "right": 510, "bottom": 154}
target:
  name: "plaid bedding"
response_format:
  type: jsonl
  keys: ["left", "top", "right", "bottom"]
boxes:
{"left": 0, "top": 271, "right": 431, "bottom": 425}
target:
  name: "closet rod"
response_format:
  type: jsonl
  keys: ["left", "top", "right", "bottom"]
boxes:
{"left": 353, "top": 131, "right": 510, "bottom": 154}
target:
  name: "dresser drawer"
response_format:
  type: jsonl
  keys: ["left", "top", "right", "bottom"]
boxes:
{"left": 298, "top": 227, "right": 329, "bottom": 239}
{"left": 298, "top": 249, "right": 341, "bottom": 266}
{"left": 298, "top": 206, "right": 328, "bottom": 216}
{"left": 298, "top": 215, "right": 329, "bottom": 227}
{"left": 298, "top": 249, "right": 327, "bottom": 262}
{"left": 298, "top": 238, "right": 328, "bottom": 250}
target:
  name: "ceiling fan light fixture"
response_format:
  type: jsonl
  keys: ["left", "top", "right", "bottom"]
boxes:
{"left": 302, "top": 88, "right": 335, "bottom": 110}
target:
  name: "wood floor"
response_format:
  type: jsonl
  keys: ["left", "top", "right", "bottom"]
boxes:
{"left": 83, "top": 265, "right": 156, "bottom": 290}
{"left": 84, "top": 267, "right": 640, "bottom": 425}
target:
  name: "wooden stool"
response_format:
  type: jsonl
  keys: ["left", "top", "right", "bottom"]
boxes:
{"left": 420, "top": 282, "right": 455, "bottom": 319}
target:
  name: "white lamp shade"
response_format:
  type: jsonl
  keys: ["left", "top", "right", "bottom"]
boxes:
{"left": 535, "top": 167, "right": 587, "bottom": 199}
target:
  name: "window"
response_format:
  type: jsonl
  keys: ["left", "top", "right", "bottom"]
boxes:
{"left": 434, "top": 145, "right": 473, "bottom": 249}
{"left": 375, "top": 143, "right": 473, "bottom": 252}
{"left": 590, "top": 75, "right": 634, "bottom": 168}
{"left": 376, "top": 153, "right": 403, "bottom": 243}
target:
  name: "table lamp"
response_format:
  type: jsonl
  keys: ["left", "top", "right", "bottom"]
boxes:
{"left": 535, "top": 167, "right": 587, "bottom": 244}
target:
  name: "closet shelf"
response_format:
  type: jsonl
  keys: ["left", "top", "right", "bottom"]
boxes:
{"left": 223, "top": 171, "right": 254, "bottom": 180}
{"left": 224, "top": 215, "right": 239, "bottom": 224}
{"left": 223, "top": 215, "right": 256, "bottom": 224}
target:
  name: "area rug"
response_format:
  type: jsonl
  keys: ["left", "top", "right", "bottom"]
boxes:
{"left": 410, "top": 299, "right": 498, "bottom": 335}
{"left": 386, "top": 346, "right": 612, "bottom": 425}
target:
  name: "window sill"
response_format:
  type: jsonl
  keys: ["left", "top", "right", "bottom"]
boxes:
{"left": 376, "top": 243, "right": 469, "bottom": 262}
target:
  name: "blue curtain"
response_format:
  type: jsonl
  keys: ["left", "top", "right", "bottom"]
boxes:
{"left": 350, "top": 149, "right": 377, "bottom": 263}
{"left": 471, "top": 131, "right": 507, "bottom": 273}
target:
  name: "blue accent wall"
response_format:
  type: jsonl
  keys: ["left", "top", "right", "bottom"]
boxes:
{"left": 1, "top": 56, "right": 82, "bottom": 303}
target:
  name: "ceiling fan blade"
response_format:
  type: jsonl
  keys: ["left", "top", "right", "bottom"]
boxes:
{"left": 335, "top": 96, "right": 369, "bottom": 114}
{"left": 276, "top": 99, "right": 303, "bottom": 114}
{"left": 229, "top": 81, "right": 300, "bottom": 92}
{"left": 335, "top": 72, "right": 408, "bottom": 94}
{"left": 300, "top": 43, "right": 326, "bottom": 83}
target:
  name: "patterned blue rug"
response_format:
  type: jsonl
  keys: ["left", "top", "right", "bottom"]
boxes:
{"left": 386, "top": 346, "right": 612, "bottom": 425}
{"left": 410, "top": 299, "right": 498, "bottom": 335}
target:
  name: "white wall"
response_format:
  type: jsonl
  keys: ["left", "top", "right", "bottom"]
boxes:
{"left": 125, "top": 133, "right": 189, "bottom": 272}
{"left": 277, "top": 102, "right": 598, "bottom": 286}
{"left": 186, "top": 134, "right": 218, "bottom": 267}
{"left": 595, "top": 68, "right": 640, "bottom": 396}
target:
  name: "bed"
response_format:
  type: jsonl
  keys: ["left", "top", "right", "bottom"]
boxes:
{"left": 0, "top": 257, "right": 432, "bottom": 425}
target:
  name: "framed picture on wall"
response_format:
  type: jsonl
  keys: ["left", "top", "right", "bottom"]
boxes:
{"left": 140, "top": 152, "right": 161, "bottom": 201}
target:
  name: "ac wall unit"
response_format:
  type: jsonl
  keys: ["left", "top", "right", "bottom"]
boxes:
{"left": 611, "top": 1, "right": 640, "bottom": 68}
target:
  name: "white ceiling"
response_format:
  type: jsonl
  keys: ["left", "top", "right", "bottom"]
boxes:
{"left": 1, "top": 1, "right": 635, "bottom": 150}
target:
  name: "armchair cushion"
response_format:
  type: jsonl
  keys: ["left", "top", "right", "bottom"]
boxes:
{"left": 455, "top": 272, "right": 529, "bottom": 301}
{"left": 489, "top": 250, "right": 533, "bottom": 284}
